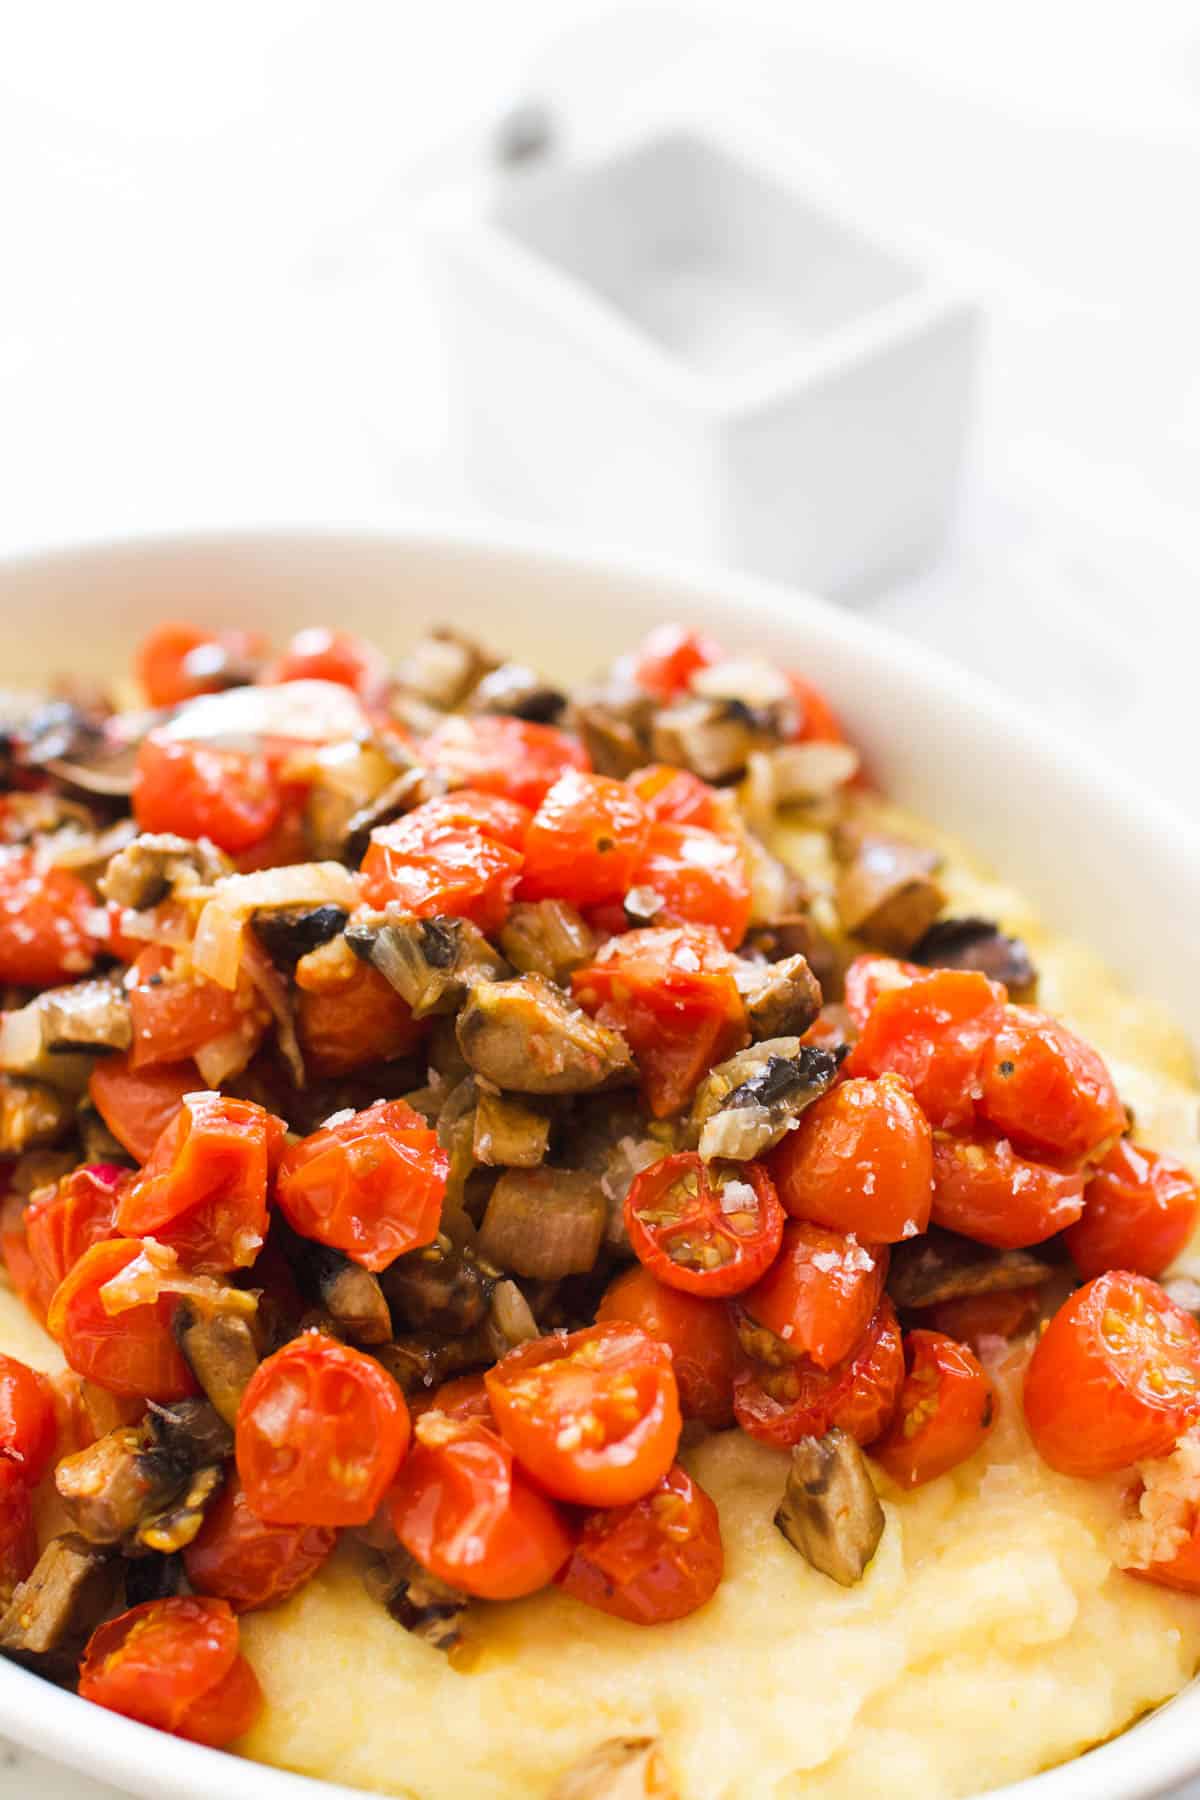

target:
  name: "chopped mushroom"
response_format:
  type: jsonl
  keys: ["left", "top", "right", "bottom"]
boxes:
{"left": 381, "top": 1240, "right": 495, "bottom": 1337}
{"left": 692, "top": 1040, "right": 844, "bottom": 1161}
{"left": 0, "top": 1078, "right": 72, "bottom": 1153}
{"left": 55, "top": 1401, "right": 233, "bottom": 1549}
{"left": 571, "top": 703, "right": 648, "bottom": 778}
{"left": 650, "top": 697, "right": 782, "bottom": 784}
{"left": 338, "top": 766, "right": 451, "bottom": 865}
{"left": 911, "top": 916, "right": 1038, "bottom": 1002}
{"left": 887, "top": 1226, "right": 1054, "bottom": 1310}
{"left": 347, "top": 913, "right": 508, "bottom": 1018}
{"left": 303, "top": 738, "right": 415, "bottom": 861}
{"left": 363, "top": 1546, "right": 469, "bottom": 1653}
{"left": 174, "top": 1302, "right": 261, "bottom": 1425}
{"left": 774, "top": 1428, "right": 885, "bottom": 1587}
{"left": 0, "top": 980, "right": 131, "bottom": 1066}
{"left": 742, "top": 912, "right": 837, "bottom": 990}
{"left": 0, "top": 790, "right": 96, "bottom": 846}
{"left": 735, "top": 953, "right": 822, "bottom": 1040}
{"left": 834, "top": 829, "right": 945, "bottom": 954}
{"left": 288, "top": 1243, "right": 393, "bottom": 1347}
{"left": 137, "top": 1464, "right": 225, "bottom": 1556}
{"left": 478, "top": 1167, "right": 607, "bottom": 1280}
{"left": 99, "top": 832, "right": 232, "bottom": 908}
{"left": 499, "top": 900, "right": 597, "bottom": 986}
{"left": 549, "top": 1737, "right": 679, "bottom": 1800}
{"left": 571, "top": 1095, "right": 681, "bottom": 1254}
{"left": 487, "top": 1278, "right": 540, "bottom": 1354}
{"left": 740, "top": 742, "right": 861, "bottom": 827}
{"left": 456, "top": 976, "right": 634, "bottom": 1095}
{"left": 473, "top": 1090, "right": 550, "bottom": 1167}
{"left": 250, "top": 904, "right": 349, "bottom": 969}
{"left": 395, "top": 628, "right": 496, "bottom": 710}
{"left": 467, "top": 662, "right": 566, "bottom": 723}
{"left": 0, "top": 1535, "right": 120, "bottom": 1659}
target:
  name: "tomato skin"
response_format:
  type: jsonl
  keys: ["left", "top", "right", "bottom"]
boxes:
{"left": 1024, "top": 1272, "right": 1200, "bottom": 1477}
{"left": 845, "top": 968, "right": 1006, "bottom": 1131}
{"left": 842, "top": 955, "right": 922, "bottom": 1032}
{"left": 739, "top": 1221, "right": 886, "bottom": 1371}
{"left": 930, "top": 1133, "right": 1086, "bottom": 1250}
{"left": 171, "top": 1652, "right": 264, "bottom": 1747}
{"left": 978, "top": 1008, "right": 1125, "bottom": 1162}
{"left": 359, "top": 802, "right": 525, "bottom": 936}
{"left": 79, "top": 1597, "right": 261, "bottom": 1747}
{"left": 927, "top": 1286, "right": 1042, "bottom": 1351}
{"left": 627, "top": 765, "right": 722, "bottom": 830}
{"left": 389, "top": 1414, "right": 573, "bottom": 1601}
{"left": 873, "top": 1329, "right": 995, "bottom": 1488}
{"left": 24, "top": 1163, "right": 125, "bottom": 1320}
{"left": 0, "top": 1458, "right": 37, "bottom": 1601}
{"left": 127, "top": 945, "right": 250, "bottom": 1071}
{"left": 624, "top": 1153, "right": 784, "bottom": 1300}
{"left": 135, "top": 623, "right": 267, "bottom": 709}
{"left": 270, "top": 627, "right": 387, "bottom": 697}
{"left": 1065, "top": 1140, "right": 1200, "bottom": 1280}
{"left": 88, "top": 1055, "right": 198, "bottom": 1163}
{"left": 133, "top": 732, "right": 282, "bottom": 854}
{"left": 117, "top": 1093, "right": 284, "bottom": 1274}
{"left": 485, "top": 1322, "right": 681, "bottom": 1508}
{"left": 276, "top": 1098, "right": 446, "bottom": 1273}
{"left": 421, "top": 715, "right": 589, "bottom": 811}
{"left": 733, "top": 1298, "right": 903, "bottom": 1450}
{"left": 0, "top": 1353, "right": 57, "bottom": 1484}
{"left": 388, "top": 790, "right": 533, "bottom": 853}
{"left": 0, "top": 851, "right": 97, "bottom": 988}
{"left": 1127, "top": 1514, "right": 1200, "bottom": 1594}
{"left": 787, "top": 672, "right": 847, "bottom": 745}
{"left": 631, "top": 625, "right": 724, "bottom": 701}
{"left": 769, "top": 1074, "right": 932, "bottom": 1243}
{"left": 296, "top": 958, "right": 422, "bottom": 1078}
{"left": 557, "top": 1463, "right": 723, "bottom": 1625}
{"left": 596, "top": 1264, "right": 738, "bottom": 1428}
{"left": 47, "top": 1238, "right": 197, "bottom": 1402}
{"left": 183, "top": 1475, "right": 336, "bottom": 1612}
{"left": 237, "top": 1333, "right": 410, "bottom": 1527}
{"left": 408, "top": 1372, "right": 494, "bottom": 1426}
{"left": 630, "top": 823, "right": 751, "bottom": 950}
{"left": 520, "top": 770, "right": 648, "bottom": 906}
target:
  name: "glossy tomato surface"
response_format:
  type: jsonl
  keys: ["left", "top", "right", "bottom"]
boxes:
{"left": 133, "top": 733, "right": 282, "bottom": 854}
{"left": 79, "top": 1597, "right": 261, "bottom": 1747}
{"left": 872, "top": 1328, "right": 995, "bottom": 1488}
{"left": 596, "top": 1264, "right": 738, "bottom": 1428}
{"left": 46, "top": 1238, "right": 197, "bottom": 1402}
{"left": 275, "top": 1098, "right": 446, "bottom": 1272}
{"left": 520, "top": 769, "right": 648, "bottom": 906}
{"left": 930, "top": 1133, "right": 1085, "bottom": 1249}
{"left": 733, "top": 1298, "right": 903, "bottom": 1450}
{"left": 770, "top": 1073, "right": 932, "bottom": 1243}
{"left": 978, "top": 1008, "right": 1125, "bottom": 1161}
{"left": 624, "top": 1153, "right": 784, "bottom": 1299}
{"left": 0, "top": 850, "right": 98, "bottom": 987}
{"left": 845, "top": 969, "right": 1005, "bottom": 1131}
{"left": 557, "top": 1463, "right": 723, "bottom": 1624}
{"left": 1065, "top": 1140, "right": 1200, "bottom": 1279}
{"left": 184, "top": 1475, "right": 335, "bottom": 1612}
{"left": 738, "top": 1220, "right": 886, "bottom": 1371}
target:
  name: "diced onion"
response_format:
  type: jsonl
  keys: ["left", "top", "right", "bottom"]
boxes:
{"left": 99, "top": 1239, "right": 258, "bottom": 1319}
{"left": 193, "top": 862, "right": 360, "bottom": 990}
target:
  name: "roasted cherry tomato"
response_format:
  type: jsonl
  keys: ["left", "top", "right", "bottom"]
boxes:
{"left": 133, "top": 732, "right": 282, "bottom": 854}
{"left": 787, "top": 671, "right": 848, "bottom": 744}
{"left": 0, "top": 1353, "right": 57, "bottom": 1485}
{"left": 1024, "top": 1271, "right": 1200, "bottom": 1477}
{"left": 630, "top": 624, "right": 724, "bottom": 701}
{"left": 359, "top": 792, "right": 527, "bottom": 936}
{"left": 117, "top": 1093, "right": 285, "bottom": 1274}
{"left": 237, "top": 1333, "right": 410, "bottom": 1526}
{"left": 845, "top": 968, "right": 1006, "bottom": 1130}
{"left": 0, "top": 1458, "right": 37, "bottom": 1603}
{"left": 627, "top": 764, "right": 723, "bottom": 830}
{"left": 872, "top": 1328, "right": 995, "bottom": 1488}
{"left": 624, "top": 1153, "right": 783, "bottom": 1300}
{"left": 485, "top": 1322, "right": 681, "bottom": 1507}
{"left": 737, "top": 1220, "right": 887, "bottom": 1371}
{"left": 295, "top": 957, "right": 422, "bottom": 1077}
{"left": 769, "top": 1073, "right": 932, "bottom": 1243}
{"left": 134, "top": 622, "right": 267, "bottom": 709}
{"left": 408, "top": 1372, "right": 494, "bottom": 1425}
{"left": 127, "top": 945, "right": 253, "bottom": 1071}
{"left": 978, "top": 1007, "right": 1125, "bottom": 1162}
{"left": 79, "top": 1596, "right": 261, "bottom": 1747}
{"left": 269, "top": 626, "right": 387, "bottom": 697}
{"left": 930, "top": 1133, "right": 1085, "bottom": 1249}
{"left": 596, "top": 1263, "right": 739, "bottom": 1428}
{"left": 629, "top": 823, "right": 751, "bottom": 949}
{"left": 420, "top": 714, "right": 589, "bottom": 812}
{"left": 46, "top": 1238, "right": 197, "bottom": 1402}
{"left": 1065, "top": 1140, "right": 1200, "bottom": 1280}
{"left": 842, "top": 954, "right": 921, "bottom": 1032}
{"left": 927, "top": 1286, "right": 1042, "bottom": 1351}
{"left": 184, "top": 1474, "right": 336, "bottom": 1612}
{"left": 389, "top": 1412, "right": 573, "bottom": 1601}
{"left": 733, "top": 1299, "right": 903, "bottom": 1450}
{"left": 573, "top": 924, "right": 748, "bottom": 1118}
{"left": 275, "top": 1098, "right": 446, "bottom": 1272}
{"left": 88, "top": 1055, "right": 198, "bottom": 1163}
{"left": 520, "top": 770, "right": 648, "bottom": 906}
{"left": 1126, "top": 1512, "right": 1200, "bottom": 1594}
{"left": 557, "top": 1463, "right": 723, "bottom": 1625}
{"left": 0, "top": 850, "right": 97, "bottom": 988}
{"left": 24, "top": 1163, "right": 124, "bottom": 1319}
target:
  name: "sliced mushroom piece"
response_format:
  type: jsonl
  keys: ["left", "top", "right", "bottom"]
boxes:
{"left": 473, "top": 1091, "right": 550, "bottom": 1168}
{"left": 99, "top": 832, "right": 233, "bottom": 909}
{"left": 174, "top": 1302, "right": 261, "bottom": 1426}
{"left": 887, "top": 1226, "right": 1054, "bottom": 1310}
{"left": 499, "top": 900, "right": 597, "bottom": 985}
{"left": 571, "top": 703, "right": 648, "bottom": 778}
{"left": 650, "top": 697, "right": 782, "bottom": 783}
{"left": 304, "top": 738, "right": 415, "bottom": 861}
{"left": 0, "top": 1078, "right": 73, "bottom": 1153}
{"left": 381, "top": 1239, "right": 495, "bottom": 1337}
{"left": 34, "top": 980, "right": 132, "bottom": 1056}
{"left": 347, "top": 913, "right": 509, "bottom": 1019}
{"left": 735, "top": 953, "right": 822, "bottom": 1041}
{"left": 692, "top": 1039, "right": 843, "bottom": 1161}
{"left": 550, "top": 1737, "right": 679, "bottom": 1800}
{"left": 487, "top": 1277, "right": 540, "bottom": 1354}
{"left": 775, "top": 1428, "right": 884, "bottom": 1587}
{"left": 282, "top": 1240, "right": 393, "bottom": 1346}
{"left": 478, "top": 1167, "right": 607, "bottom": 1280}
{"left": 250, "top": 904, "right": 349, "bottom": 970}
{"left": 911, "top": 916, "right": 1038, "bottom": 1002}
{"left": 741, "top": 742, "right": 861, "bottom": 826}
{"left": 0, "top": 1535, "right": 120, "bottom": 1659}
{"left": 145, "top": 1398, "right": 236, "bottom": 1468}
{"left": 339, "top": 766, "right": 452, "bottom": 865}
{"left": 744, "top": 909, "right": 833, "bottom": 971}
{"left": 137, "top": 1463, "right": 226, "bottom": 1555}
{"left": 468, "top": 662, "right": 566, "bottom": 723}
{"left": 0, "top": 789, "right": 97, "bottom": 845}
{"left": 834, "top": 830, "right": 945, "bottom": 955}
{"left": 457, "top": 976, "right": 634, "bottom": 1096}
{"left": 55, "top": 1424, "right": 189, "bottom": 1547}
{"left": 364, "top": 1546, "right": 469, "bottom": 1653}
{"left": 396, "top": 628, "right": 496, "bottom": 709}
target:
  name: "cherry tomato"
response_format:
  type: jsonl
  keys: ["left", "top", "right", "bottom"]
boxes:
{"left": 117, "top": 1093, "right": 285, "bottom": 1274}
{"left": 624, "top": 1153, "right": 783, "bottom": 1300}
{"left": 133, "top": 732, "right": 282, "bottom": 854}
{"left": 389, "top": 1412, "right": 573, "bottom": 1600}
{"left": 927, "top": 1286, "right": 1042, "bottom": 1350}
{"left": 79, "top": 1597, "right": 261, "bottom": 1747}
{"left": 631, "top": 624, "right": 724, "bottom": 701}
{"left": 420, "top": 714, "right": 589, "bottom": 811}
{"left": 930, "top": 1133, "right": 1085, "bottom": 1250}
{"left": 183, "top": 1474, "right": 335, "bottom": 1612}
{"left": 270, "top": 626, "right": 388, "bottom": 697}
{"left": 596, "top": 1263, "right": 739, "bottom": 1428}
{"left": 573, "top": 924, "right": 748, "bottom": 1118}
{"left": 24, "top": 1163, "right": 124, "bottom": 1319}
{"left": 237, "top": 1333, "right": 410, "bottom": 1526}
{"left": 0, "top": 850, "right": 97, "bottom": 988}
{"left": 978, "top": 1007, "right": 1125, "bottom": 1162}
{"left": 485, "top": 1322, "right": 681, "bottom": 1507}
{"left": 769, "top": 1074, "right": 932, "bottom": 1243}
{"left": 46, "top": 1238, "right": 197, "bottom": 1402}
{"left": 845, "top": 968, "right": 1006, "bottom": 1130}
{"left": 738, "top": 1220, "right": 887, "bottom": 1371}
{"left": 629, "top": 823, "right": 751, "bottom": 949}
{"left": 0, "top": 1458, "right": 37, "bottom": 1602}
{"left": 787, "top": 672, "right": 847, "bottom": 744}
{"left": 1065, "top": 1140, "right": 1200, "bottom": 1280}
{"left": 295, "top": 958, "right": 422, "bottom": 1077}
{"left": 135, "top": 623, "right": 267, "bottom": 709}
{"left": 520, "top": 770, "right": 648, "bottom": 906}
{"left": 359, "top": 793, "right": 526, "bottom": 935}
{"left": 408, "top": 1371, "right": 494, "bottom": 1425}
{"left": 627, "top": 764, "right": 723, "bottom": 830}
{"left": 872, "top": 1329, "right": 996, "bottom": 1488}
{"left": 1127, "top": 1512, "right": 1200, "bottom": 1594}
{"left": 733, "top": 1298, "right": 903, "bottom": 1450}
{"left": 842, "top": 954, "right": 921, "bottom": 1032}
{"left": 88, "top": 1055, "right": 198, "bottom": 1163}
{"left": 127, "top": 945, "right": 252, "bottom": 1070}
{"left": 0, "top": 1353, "right": 57, "bottom": 1484}
{"left": 275, "top": 1098, "right": 446, "bottom": 1272}
{"left": 1024, "top": 1272, "right": 1200, "bottom": 1477}
{"left": 557, "top": 1463, "right": 723, "bottom": 1625}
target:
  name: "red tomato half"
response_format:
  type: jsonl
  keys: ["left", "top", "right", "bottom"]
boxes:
{"left": 520, "top": 770, "right": 648, "bottom": 906}
{"left": 631, "top": 624, "right": 724, "bottom": 701}
{"left": 359, "top": 792, "right": 527, "bottom": 936}
{"left": 420, "top": 715, "right": 589, "bottom": 811}
{"left": 733, "top": 1298, "right": 903, "bottom": 1450}
{"left": 872, "top": 1329, "right": 996, "bottom": 1488}
{"left": 769, "top": 1073, "right": 932, "bottom": 1243}
{"left": 978, "top": 1008, "right": 1125, "bottom": 1162}
{"left": 0, "top": 1353, "right": 57, "bottom": 1484}
{"left": 133, "top": 733, "right": 282, "bottom": 854}
{"left": 557, "top": 1463, "right": 723, "bottom": 1625}
{"left": 270, "top": 627, "right": 388, "bottom": 697}
{"left": 627, "top": 765, "right": 723, "bottom": 830}
{"left": 46, "top": 1238, "right": 197, "bottom": 1402}
{"left": 845, "top": 968, "right": 1006, "bottom": 1130}
{"left": 184, "top": 1475, "right": 336, "bottom": 1612}
{"left": 0, "top": 851, "right": 97, "bottom": 988}
{"left": 88, "top": 1056, "right": 198, "bottom": 1163}
{"left": 1065, "top": 1140, "right": 1200, "bottom": 1280}
{"left": 738, "top": 1220, "right": 887, "bottom": 1371}
{"left": 630, "top": 823, "right": 751, "bottom": 949}
{"left": 842, "top": 954, "right": 922, "bottom": 1032}
{"left": 24, "top": 1163, "right": 124, "bottom": 1320}
{"left": 0, "top": 1458, "right": 37, "bottom": 1602}
{"left": 79, "top": 1597, "right": 261, "bottom": 1747}
{"left": 624, "top": 1153, "right": 783, "bottom": 1299}
{"left": 596, "top": 1264, "right": 739, "bottom": 1427}
{"left": 787, "top": 672, "right": 847, "bottom": 745}
{"left": 275, "top": 1098, "right": 446, "bottom": 1272}
{"left": 127, "top": 946, "right": 251, "bottom": 1071}
{"left": 930, "top": 1133, "right": 1086, "bottom": 1249}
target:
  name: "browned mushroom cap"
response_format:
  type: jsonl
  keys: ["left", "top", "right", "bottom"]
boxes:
{"left": 56, "top": 1401, "right": 233, "bottom": 1548}
{"left": 550, "top": 1739, "right": 679, "bottom": 1800}
{"left": 100, "top": 832, "right": 233, "bottom": 908}
{"left": 692, "top": 1040, "right": 844, "bottom": 1161}
{"left": 911, "top": 916, "right": 1038, "bottom": 1002}
{"left": 467, "top": 662, "right": 566, "bottom": 723}
{"left": 381, "top": 1239, "right": 495, "bottom": 1338}
{"left": 478, "top": 1167, "right": 608, "bottom": 1280}
{"left": 775, "top": 1428, "right": 884, "bottom": 1586}
{"left": 500, "top": 901, "right": 597, "bottom": 986}
{"left": 0, "top": 1535, "right": 120, "bottom": 1659}
{"left": 175, "top": 1303, "right": 260, "bottom": 1426}
{"left": 650, "top": 697, "right": 782, "bottom": 783}
{"left": 348, "top": 913, "right": 509, "bottom": 1019}
{"left": 394, "top": 628, "right": 497, "bottom": 709}
{"left": 834, "top": 829, "right": 945, "bottom": 954}
{"left": 888, "top": 1226, "right": 1054, "bottom": 1309}
{"left": 735, "top": 954, "right": 822, "bottom": 1041}
{"left": 0, "top": 982, "right": 132, "bottom": 1079}
{"left": 457, "top": 976, "right": 634, "bottom": 1095}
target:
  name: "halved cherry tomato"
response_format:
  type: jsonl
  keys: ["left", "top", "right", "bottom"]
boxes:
{"left": 0, "top": 1353, "right": 57, "bottom": 1484}
{"left": 842, "top": 954, "right": 921, "bottom": 1032}
{"left": 631, "top": 624, "right": 724, "bottom": 701}
{"left": 1065, "top": 1140, "right": 1200, "bottom": 1280}
{"left": 627, "top": 764, "right": 723, "bottom": 830}
{"left": 872, "top": 1328, "right": 996, "bottom": 1488}
{"left": 845, "top": 968, "right": 1006, "bottom": 1130}
{"left": 295, "top": 958, "right": 422, "bottom": 1077}
{"left": 389, "top": 1412, "right": 573, "bottom": 1600}
{"left": 520, "top": 770, "right": 648, "bottom": 906}
{"left": 629, "top": 823, "right": 751, "bottom": 949}
{"left": 117, "top": 1093, "right": 285, "bottom": 1274}
{"left": 88, "top": 1055, "right": 198, "bottom": 1163}
{"left": 420, "top": 715, "right": 589, "bottom": 811}
{"left": 733, "top": 1298, "right": 903, "bottom": 1449}
{"left": 79, "top": 1597, "right": 261, "bottom": 1747}
{"left": 237, "top": 1333, "right": 410, "bottom": 1526}
{"left": 24, "top": 1163, "right": 124, "bottom": 1319}
{"left": 0, "top": 1458, "right": 37, "bottom": 1602}
{"left": 978, "top": 1007, "right": 1125, "bottom": 1162}
{"left": 135, "top": 623, "right": 267, "bottom": 709}
{"left": 557, "top": 1463, "right": 722, "bottom": 1625}
{"left": 133, "top": 732, "right": 282, "bottom": 854}
{"left": 1024, "top": 1272, "right": 1200, "bottom": 1477}
{"left": 0, "top": 850, "right": 97, "bottom": 988}
{"left": 787, "top": 672, "right": 847, "bottom": 744}
{"left": 408, "top": 1372, "right": 493, "bottom": 1425}
{"left": 596, "top": 1263, "right": 739, "bottom": 1427}
{"left": 624, "top": 1153, "right": 783, "bottom": 1300}
{"left": 485, "top": 1322, "right": 681, "bottom": 1507}
{"left": 1127, "top": 1512, "right": 1200, "bottom": 1594}
{"left": 127, "top": 945, "right": 256, "bottom": 1071}
{"left": 359, "top": 794, "right": 527, "bottom": 935}
{"left": 573, "top": 924, "right": 748, "bottom": 1118}
{"left": 275, "top": 1098, "right": 446, "bottom": 1272}
{"left": 930, "top": 1133, "right": 1085, "bottom": 1249}
{"left": 47, "top": 1238, "right": 197, "bottom": 1402}
{"left": 269, "top": 626, "right": 387, "bottom": 698}
{"left": 738, "top": 1220, "right": 887, "bottom": 1371}
{"left": 927, "top": 1286, "right": 1042, "bottom": 1351}
{"left": 183, "top": 1474, "right": 336, "bottom": 1612}
{"left": 769, "top": 1073, "right": 932, "bottom": 1243}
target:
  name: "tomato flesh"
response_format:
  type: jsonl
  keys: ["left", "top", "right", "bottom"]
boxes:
{"left": 520, "top": 769, "right": 648, "bottom": 906}
{"left": 295, "top": 958, "right": 422, "bottom": 1077}
{"left": 842, "top": 954, "right": 922, "bottom": 1032}
{"left": 275, "top": 1098, "right": 446, "bottom": 1272}
{"left": 733, "top": 1298, "right": 903, "bottom": 1450}
{"left": 978, "top": 1007, "right": 1125, "bottom": 1161}
{"left": 872, "top": 1328, "right": 995, "bottom": 1488}
{"left": 88, "top": 1055, "right": 198, "bottom": 1163}
{"left": 738, "top": 1220, "right": 887, "bottom": 1371}
{"left": 133, "top": 733, "right": 282, "bottom": 854}
{"left": 0, "top": 850, "right": 97, "bottom": 988}
{"left": 927, "top": 1286, "right": 1042, "bottom": 1351}
{"left": 127, "top": 945, "right": 252, "bottom": 1070}
{"left": 47, "top": 1237, "right": 197, "bottom": 1402}
{"left": 1065, "top": 1140, "right": 1200, "bottom": 1279}
{"left": 0, "top": 1353, "right": 57, "bottom": 1485}
{"left": 625, "top": 1152, "right": 783, "bottom": 1300}
{"left": 596, "top": 1264, "right": 738, "bottom": 1428}
{"left": 769, "top": 1073, "right": 932, "bottom": 1243}
{"left": 845, "top": 968, "right": 1006, "bottom": 1130}
{"left": 557, "top": 1463, "right": 723, "bottom": 1625}
{"left": 627, "top": 764, "right": 723, "bottom": 830}
{"left": 0, "top": 1458, "right": 37, "bottom": 1602}
{"left": 79, "top": 1596, "right": 261, "bottom": 1747}
{"left": 420, "top": 715, "right": 589, "bottom": 811}
{"left": 629, "top": 822, "right": 751, "bottom": 949}
{"left": 24, "top": 1163, "right": 125, "bottom": 1320}
{"left": 184, "top": 1475, "right": 335, "bottom": 1612}
{"left": 359, "top": 793, "right": 527, "bottom": 936}
{"left": 930, "top": 1132, "right": 1085, "bottom": 1249}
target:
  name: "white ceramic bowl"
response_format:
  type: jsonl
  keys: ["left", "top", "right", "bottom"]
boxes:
{"left": 1, "top": 522, "right": 1197, "bottom": 1800}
